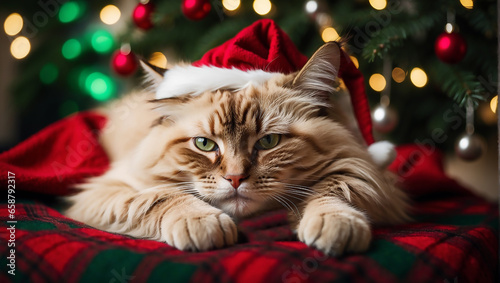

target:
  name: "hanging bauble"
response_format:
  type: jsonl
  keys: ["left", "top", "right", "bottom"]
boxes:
{"left": 133, "top": 2, "right": 155, "bottom": 30}
{"left": 111, "top": 48, "right": 138, "bottom": 76}
{"left": 182, "top": 0, "right": 211, "bottom": 21}
{"left": 455, "top": 133, "right": 486, "bottom": 161}
{"left": 434, "top": 32, "right": 467, "bottom": 64}
{"left": 371, "top": 104, "right": 398, "bottom": 133}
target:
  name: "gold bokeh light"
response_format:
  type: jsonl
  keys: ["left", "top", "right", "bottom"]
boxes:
{"left": 149, "top": 52, "right": 168, "bottom": 69}
{"left": 392, "top": 67, "right": 406, "bottom": 83}
{"left": 460, "top": 0, "right": 473, "bottom": 9}
{"left": 490, "top": 95, "right": 498, "bottom": 113}
{"left": 253, "top": 0, "right": 272, "bottom": 16}
{"left": 223, "top": 0, "right": 241, "bottom": 11}
{"left": 350, "top": 56, "right": 359, "bottom": 69}
{"left": 369, "top": 73, "right": 386, "bottom": 92}
{"left": 100, "top": 5, "right": 121, "bottom": 25}
{"left": 10, "top": 36, "right": 31, "bottom": 59}
{"left": 369, "top": 0, "right": 387, "bottom": 10}
{"left": 321, "top": 27, "right": 339, "bottom": 42}
{"left": 4, "top": 13, "right": 23, "bottom": 36}
{"left": 410, "top": 67, "right": 428, "bottom": 88}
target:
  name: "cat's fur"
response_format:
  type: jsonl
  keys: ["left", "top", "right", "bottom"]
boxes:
{"left": 65, "top": 43, "right": 408, "bottom": 255}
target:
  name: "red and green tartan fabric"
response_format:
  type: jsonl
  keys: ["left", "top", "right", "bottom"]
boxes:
{"left": 0, "top": 185, "right": 498, "bottom": 282}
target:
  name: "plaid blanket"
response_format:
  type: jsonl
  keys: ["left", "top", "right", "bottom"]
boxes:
{"left": 0, "top": 112, "right": 498, "bottom": 283}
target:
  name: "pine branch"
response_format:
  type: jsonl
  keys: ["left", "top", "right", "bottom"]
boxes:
{"left": 429, "top": 60, "right": 488, "bottom": 107}
{"left": 460, "top": 3, "right": 497, "bottom": 36}
{"left": 361, "top": 11, "right": 442, "bottom": 61}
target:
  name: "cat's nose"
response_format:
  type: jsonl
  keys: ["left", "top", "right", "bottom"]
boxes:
{"left": 223, "top": 174, "right": 249, "bottom": 189}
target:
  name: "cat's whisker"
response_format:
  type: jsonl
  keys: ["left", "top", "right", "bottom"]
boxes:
{"left": 281, "top": 177, "right": 324, "bottom": 183}
{"left": 201, "top": 194, "right": 219, "bottom": 205}
{"left": 176, "top": 189, "right": 199, "bottom": 195}
{"left": 277, "top": 183, "right": 316, "bottom": 196}
{"left": 175, "top": 186, "right": 201, "bottom": 193}
{"left": 269, "top": 195, "right": 291, "bottom": 213}
{"left": 255, "top": 185, "right": 313, "bottom": 202}
{"left": 272, "top": 194, "right": 301, "bottom": 219}
{"left": 143, "top": 182, "right": 196, "bottom": 190}
{"left": 287, "top": 190, "right": 313, "bottom": 196}
{"left": 279, "top": 182, "right": 315, "bottom": 190}
{"left": 139, "top": 183, "right": 203, "bottom": 199}
{"left": 277, "top": 194, "right": 301, "bottom": 215}
{"left": 279, "top": 192, "right": 305, "bottom": 201}
{"left": 283, "top": 188, "right": 315, "bottom": 195}
{"left": 283, "top": 191, "right": 315, "bottom": 200}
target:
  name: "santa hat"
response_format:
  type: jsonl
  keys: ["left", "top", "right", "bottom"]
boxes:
{"left": 153, "top": 19, "right": 395, "bottom": 166}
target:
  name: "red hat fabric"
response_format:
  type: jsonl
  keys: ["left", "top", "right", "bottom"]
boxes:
{"left": 193, "top": 19, "right": 375, "bottom": 145}
{"left": 193, "top": 19, "right": 308, "bottom": 74}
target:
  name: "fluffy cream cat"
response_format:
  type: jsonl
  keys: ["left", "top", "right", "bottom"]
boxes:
{"left": 65, "top": 42, "right": 408, "bottom": 255}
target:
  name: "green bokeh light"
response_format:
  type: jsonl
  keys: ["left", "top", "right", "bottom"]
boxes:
{"left": 91, "top": 30, "right": 114, "bottom": 54}
{"left": 59, "top": 100, "right": 79, "bottom": 117}
{"left": 62, "top": 39, "right": 82, "bottom": 59}
{"left": 77, "top": 68, "right": 92, "bottom": 91}
{"left": 40, "top": 63, "right": 59, "bottom": 84}
{"left": 84, "top": 72, "right": 115, "bottom": 101}
{"left": 59, "top": 2, "right": 82, "bottom": 23}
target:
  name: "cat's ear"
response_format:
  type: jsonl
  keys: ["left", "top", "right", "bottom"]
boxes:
{"left": 292, "top": 42, "right": 341, "bottom": 100}
{"left": 140, "top": 59, "right": 167, "bottom": 88}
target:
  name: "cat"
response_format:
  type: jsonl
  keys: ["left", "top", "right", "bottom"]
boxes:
{"left": 64, "top": 42, "right": 409, "bottom": 255}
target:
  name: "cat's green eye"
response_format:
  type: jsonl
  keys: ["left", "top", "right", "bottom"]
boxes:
{"left": 194, "top": 137, "right": 218, "bottom": 152}
{"left": 256, "top": 134, "right": 281, "bottom": 150}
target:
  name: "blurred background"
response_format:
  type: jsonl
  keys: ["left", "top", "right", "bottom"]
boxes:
{"left": 0, "top": 0, "right": 498, "bottom": 200}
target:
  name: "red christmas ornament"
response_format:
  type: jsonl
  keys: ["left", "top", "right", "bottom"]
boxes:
{"left": 133, "top": 2, "right": 155, "bottom": 30}
{"left": 182, "top": 0, "right": 211, "bottom": 21}
{"left": 434, "top": 32, "right": 467, "bottom": 64}
{"left": 111, "top": 49, "right": 138, "bottom": 76}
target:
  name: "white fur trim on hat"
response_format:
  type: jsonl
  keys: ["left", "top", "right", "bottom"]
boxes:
{"left": 368, "top": 141, "right": 397, "bottom": 168}
{"left": 155, "top": 65, "right": 280, "bottom": 99}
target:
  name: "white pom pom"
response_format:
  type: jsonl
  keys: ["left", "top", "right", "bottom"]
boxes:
{"left": 368, "top": 141, "right": 396, "bottom": 168}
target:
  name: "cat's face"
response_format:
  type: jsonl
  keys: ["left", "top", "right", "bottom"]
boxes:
{"left": 144, "top": 74, "right": 353, "bottom": 219}
{"left": 140, "top": 43, "right": 353, "bottom": 219}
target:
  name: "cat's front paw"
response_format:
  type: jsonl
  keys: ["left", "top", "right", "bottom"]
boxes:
{"left": 298, "top": 209, "right": 371, "bottom": 256}
{"left": 161, "top": 209, "right": 237, "bottom": 252}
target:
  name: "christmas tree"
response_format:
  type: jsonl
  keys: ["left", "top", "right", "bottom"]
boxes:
{"left": 2, "top": 0, "right": 498, "bottom": 162}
